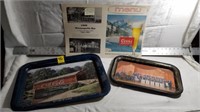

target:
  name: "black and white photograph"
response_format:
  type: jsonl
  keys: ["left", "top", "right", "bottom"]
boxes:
{"left": 67, "top": 7, "right": 102, "bottom": 23}
{"left": 69, "top": 38, "right": 101, "bottom": 53}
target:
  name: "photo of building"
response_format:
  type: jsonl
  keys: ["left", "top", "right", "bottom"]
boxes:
{"left": 67, "top": 7, "right": 102, "bottom": 23}
{"left": 70, "top": 38, "right": 101, "bottom": 53}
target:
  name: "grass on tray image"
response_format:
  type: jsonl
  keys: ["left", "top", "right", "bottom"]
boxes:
{"left": 72, "top": 81, "right": 101, "bottom": 94}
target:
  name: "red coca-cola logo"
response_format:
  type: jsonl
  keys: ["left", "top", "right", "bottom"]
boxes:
{"left": 119, "top": 37, "right": 134, "bottom": 46}
{"left": 34, "top": 75, "right": 77, "bottom": 90}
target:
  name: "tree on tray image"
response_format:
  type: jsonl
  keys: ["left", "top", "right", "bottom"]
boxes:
{"left": 25, "top": 68, "right": 57, "bottom": 90}
{"left": 76, "top": 62, "right": 98, "bottom": 80}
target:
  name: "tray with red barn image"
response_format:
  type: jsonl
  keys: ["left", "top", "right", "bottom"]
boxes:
{"left": 11, "top": 54, "right": 110, "bottom": 111}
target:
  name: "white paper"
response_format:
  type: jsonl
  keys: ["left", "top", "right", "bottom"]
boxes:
{"left": 62, "top": 4, "right": 149, "bottom": 57}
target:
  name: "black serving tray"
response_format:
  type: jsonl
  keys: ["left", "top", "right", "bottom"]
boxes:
{"left": 11, "top": 54, "right": 110, "bottom": 111}
{"left": 109, "top": 55, "right": 183, "bottom": 98}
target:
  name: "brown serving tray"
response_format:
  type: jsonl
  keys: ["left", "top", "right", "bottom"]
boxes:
{"left": 109, "top": 55, "right": 183, "bottom": 98}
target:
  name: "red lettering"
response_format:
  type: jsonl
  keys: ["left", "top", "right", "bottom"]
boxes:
{"left": 34, "top": 75, "right": 77, "bottom": 90}
{"left": 119, "top": 37, "right": 134, "bottom": 46}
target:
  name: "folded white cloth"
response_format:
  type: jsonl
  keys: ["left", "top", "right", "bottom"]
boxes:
{"left": 0, "top": 48, "right": 200, "bottom": 112}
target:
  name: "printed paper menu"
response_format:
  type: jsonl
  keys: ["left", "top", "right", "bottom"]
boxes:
{"left": 62, "top": 4, "right": 149, "bottom": 57}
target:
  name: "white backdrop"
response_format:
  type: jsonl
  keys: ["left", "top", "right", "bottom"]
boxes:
{"left": 2, "top": 0, "right": 200, "bottom": 48}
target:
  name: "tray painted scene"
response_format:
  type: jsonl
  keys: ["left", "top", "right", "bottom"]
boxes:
{"left": 113, "top": 61, "right": 176, "bottom": 92}
{"left": 23, "top": 60, "right": 101, "bottom": 106}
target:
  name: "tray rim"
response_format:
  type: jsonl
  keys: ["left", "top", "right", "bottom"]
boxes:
{"left": 109, "top": 55, "right": 183, "bottom": 98}
{"left": 11, "top": 54, "right": 111, "bottom": 111}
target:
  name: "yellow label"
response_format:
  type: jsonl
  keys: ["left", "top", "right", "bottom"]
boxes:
{"left": 57, "top": 56, "right": 65, "bottom": 64}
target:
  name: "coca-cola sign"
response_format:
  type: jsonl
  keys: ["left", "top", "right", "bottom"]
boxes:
{"left": 34, "top": 75, "right": 77, "bottom": 90}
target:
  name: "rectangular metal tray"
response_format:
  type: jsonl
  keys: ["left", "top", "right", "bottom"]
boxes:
{"left": 11, "top": 54, "right": 110, "bottom": 111}
{"left": 109, "top": 55, "right": 183, "bottom": 98}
